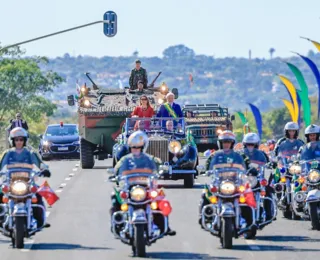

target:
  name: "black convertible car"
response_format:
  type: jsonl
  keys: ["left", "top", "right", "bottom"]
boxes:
{"left": 112, "top": 117, "right": 199, "bottom": 188}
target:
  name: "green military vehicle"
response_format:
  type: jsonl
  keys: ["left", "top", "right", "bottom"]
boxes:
{"left": 182, "top": 104, "right": 235, "bottom": 152}
{"left": 67, "top": 73, "right": 178, "bottom": 169}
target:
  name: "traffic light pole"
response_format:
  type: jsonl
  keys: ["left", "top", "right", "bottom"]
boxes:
{"left": 0, "top": 19, "right": 113, "bottom": 52}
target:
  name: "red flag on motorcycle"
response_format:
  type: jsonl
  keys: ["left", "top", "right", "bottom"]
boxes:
{"left": 244, "top": 183, "right": 256, "bottom": 208}
{"left": 37, "top": 181, "right": 59, "bottom": 206}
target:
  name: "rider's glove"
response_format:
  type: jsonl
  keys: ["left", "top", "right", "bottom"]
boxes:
{"left": 40, "top": 169, "right": 51, "bottom": 178}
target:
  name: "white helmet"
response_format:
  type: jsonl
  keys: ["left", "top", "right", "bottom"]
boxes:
{"left": 217, "top": 130, "right": 236, "bottom": 149}
{"left": 242, "top": 133, "right": 260, "bottom": 148}
{"left": 128, "top": 130, "right": 149, "bottom": 152}
{"left": 305, "top": 124, "right": 320, "bottom": 142}
{"left": 9, "top": 127, "right": 28, "bottom": 147}
{"left": 284, "top": 122, "right": 299, "bottom": 138}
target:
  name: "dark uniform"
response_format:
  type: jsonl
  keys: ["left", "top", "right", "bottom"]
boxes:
{"left": 129, "top": 67, "right": 148, "bottom": 90}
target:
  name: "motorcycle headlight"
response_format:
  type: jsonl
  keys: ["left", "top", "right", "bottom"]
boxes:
{"left": 130, "top": 186, "right": 147, "bottom": 201}
{"left": 308, "top": 170, "right": 320, "bottom": 183}
{"left": 11, "top": 181, "right": 28, "bottom": 196}
{"left": 84, "top": 99, "right": 91, "bottom": 107}
{"left": 289, "top": 165, "right": 301, "bottom": 175}
{"left": 168, "top": 140, "right": 181, "bottom": 154}
{"left": 247, "top": 176, "right": 258, "bottom": 187}
{"left": 220, "top": 181, "right": 236, "bottom": 195}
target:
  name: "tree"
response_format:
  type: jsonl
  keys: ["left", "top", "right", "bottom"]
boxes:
{"left": 162, "top": 45, "right": 195, "bottom": 60}
{"left": 269, "top": 48, "right": 275, "bottom": 59}
{"left": 0, "top": 45, "right": 65, "bottom": 147}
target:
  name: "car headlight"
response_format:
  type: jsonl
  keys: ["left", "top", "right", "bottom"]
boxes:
{"left": 43, "top": 140, "right": 51, "bottom": 146}
{"left": 11, "top": 181, "right": 28, "bottom": 196}
{"left": 84, "top": 99, "right": 90, "bottom": 107}
{"left": 220, "top": 181, "right": 236, "bottom": 195}
{"left": 168, "top": 140, "right": 182, "bottom": 154}
{"left": 216, "top": 128, "right": 223, "bottom": 134}
{"left": 247, "top": 176, "right": 258, "bottom": 187}
{"left": 289, "top": 165, "right": 301, "bottom": 174}
{"left": 73, "top": 140, "right": 80, "bottom": 145}
{"left": 130, "top": 186, "right": 147, "bottom": 201}
{"left": 308, "top": 170, "right": 320, "bottom": 183}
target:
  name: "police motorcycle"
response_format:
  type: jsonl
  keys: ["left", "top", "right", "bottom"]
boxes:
{"left": 109, "top": 170, "right": 172, "bottom": 257}
{"left": 199, "top": 164, "right": 257, "bottom": 249}
{"left": 290, "top": 159, "right": 320, "bottom": 230}
{"left": 243, "top": 163, "right": 277, "bottom": 239}
{"left": 272, "top": 154, "right": 301, "bottom": 219}
{"left": 0, "top": 163, "right": 49, "bottom": 248}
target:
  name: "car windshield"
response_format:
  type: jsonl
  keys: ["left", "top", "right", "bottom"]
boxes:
{"left": 125, "top": 117, "right": 185, "bottom": 136}
{"left": 45, "top": 125, "right": 78, "bottom": 136}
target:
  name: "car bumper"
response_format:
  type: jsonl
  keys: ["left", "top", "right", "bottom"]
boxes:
{"left": 40, "top": 144, "right": 80, "bottom": 158}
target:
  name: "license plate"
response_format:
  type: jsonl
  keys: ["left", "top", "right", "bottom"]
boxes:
{"left": 199, "top": 139, "right": 209, "bottom": 143}
{"left": 58, "top": 147, "right": 68, "bottom": 151}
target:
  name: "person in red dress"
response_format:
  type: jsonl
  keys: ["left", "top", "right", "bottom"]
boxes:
{"left": 132, "top": 95, "right": 154, "bottom": 130}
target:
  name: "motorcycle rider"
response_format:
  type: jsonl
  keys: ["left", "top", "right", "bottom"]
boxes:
{"left": 198, "top": 130, "right": 246, "bottom": 224}
{"left": 298, "top": 124, "right": 320, "bottom": 160}
{"left": 274, "top": 122, "right": 304, "bottom": 157}
{"left": 240, "top": 133, "right": 274, "bottom": 222}
{"left": 110, "top": 130, "right": 176, "bottom": 236}
{"left": 0, "top": 127, "right": 51, "bottom": 228}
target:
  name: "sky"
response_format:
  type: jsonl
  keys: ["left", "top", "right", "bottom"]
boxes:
{"left": 0, "top": 0, "right": 320, "bottom": 59}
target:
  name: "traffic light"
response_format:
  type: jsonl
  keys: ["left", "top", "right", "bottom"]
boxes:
{"left": 103, "top": 11, "right": 117, "bottom": 37}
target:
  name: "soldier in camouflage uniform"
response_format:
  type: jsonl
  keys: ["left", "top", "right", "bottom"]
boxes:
{"left": 110, "top": 130, "right": 176, "bottom": 236}
{"left": 129, "top": 60, "right": 148, "bottom": 90}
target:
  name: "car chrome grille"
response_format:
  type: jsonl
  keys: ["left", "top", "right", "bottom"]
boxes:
{"left": 146, "top": 137, "right": 169, "bottom": 163}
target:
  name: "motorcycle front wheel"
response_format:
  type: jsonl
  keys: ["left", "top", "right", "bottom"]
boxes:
{"left": 133, "top": 224, "right": 146, "bottom": 257}
{"left": 220, "top": 217, "right": 233, "bottom": 249}
{"left": 13, "top": 217, "right": 25, "bottom": 249}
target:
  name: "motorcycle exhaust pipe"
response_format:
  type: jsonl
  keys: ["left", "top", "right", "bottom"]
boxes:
{"left": 274, "top": 183, "right": 284, "bottom": 194}
{"left": 113, "top": 212, "right": 125, "bottom": 224}
{"left": 204, "top": 206, "right": 214, "bottom": 218}
{"left": 294, "top": 191, "right": 306, "bottom": 203}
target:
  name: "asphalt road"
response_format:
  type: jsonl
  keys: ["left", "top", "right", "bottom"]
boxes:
{"left": 0, "top": 158, "right": 320, "bottom": 260}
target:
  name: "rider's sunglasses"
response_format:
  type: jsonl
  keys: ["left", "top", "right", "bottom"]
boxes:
{"left": 14, "top": 138, "right": 24, "bottom": 142}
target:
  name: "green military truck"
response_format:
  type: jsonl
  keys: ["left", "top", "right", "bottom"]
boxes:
{"left": 182, "top": 104, "right": 235, "bottom": 152}
{"left": 67, "top": 73, "right": 178, "bottom": 169}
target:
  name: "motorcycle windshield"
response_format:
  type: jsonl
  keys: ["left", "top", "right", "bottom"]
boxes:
{"left": 214, "top": 167, "right": 242, "bottom": 183}
{"left": 301, "top": 159, "right": 320, "bottom": 173}
{"left": 277, "top": 155, "right": 293, "bottom": 168}
{"left": 119, "top": 172, "right": 156, "bottom": 188}
{"left": 8, "top": 168, "right": 32, "bottom": 181}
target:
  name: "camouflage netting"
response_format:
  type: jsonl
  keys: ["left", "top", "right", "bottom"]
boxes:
{"left": 78, "top": 89, "right": 165, "bottom": 116}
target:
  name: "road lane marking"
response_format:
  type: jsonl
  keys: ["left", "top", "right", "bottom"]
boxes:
{"left": 65, "top": 177, "right": 71, "bottom": 181}
{"left": 46, "top": 211, "right": 50, "bottom": 218}
{"left": 69, "top": 173, "right": 75, "bottom": 177}
{"left": 245, "top": 239, "right": 261, "bottom": 250}
{"left": 59, "top": 183, "right": 67, "bottom": 187}
{"left": 55, "top": 189, "right": 63, "bottom": 193}
{"left": 75, "top": 163, "right": 79, "bottom": 167}
{"left": 72, "top": 168, "right": 78, "bottom": 171}
{"left": 21, "top": 239, "right": 35, "bottom": 252}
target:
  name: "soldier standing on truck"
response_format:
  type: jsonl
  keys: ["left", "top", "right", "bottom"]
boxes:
{"left": 129, "top": 60, "right": 148, "bottom": 90}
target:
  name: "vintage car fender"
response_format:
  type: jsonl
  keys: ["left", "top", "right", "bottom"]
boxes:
{"left": 306, "top": 189, "right": 320, "bottom": 203}
{"left": 114, "top": 144, "right": 130, "bottom": 162}
{"left": 173, "top": 144, "right": 198, "bottom": 169}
